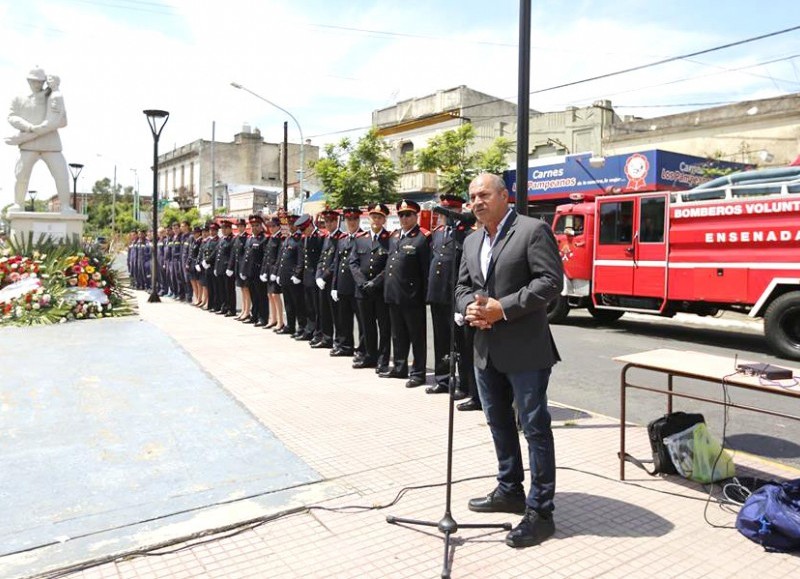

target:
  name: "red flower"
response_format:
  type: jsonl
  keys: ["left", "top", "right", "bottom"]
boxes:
{"left": 103, "top": 287, "right": 112, "bottom": 295}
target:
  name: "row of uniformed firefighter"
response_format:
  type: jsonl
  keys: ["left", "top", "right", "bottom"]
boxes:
{"left": 126, "top": 196, "right": 481, "bottom": 411}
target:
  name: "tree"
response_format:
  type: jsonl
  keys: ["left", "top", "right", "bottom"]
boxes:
{"left": 85, "top": 178, "right": 145, "bottom": 237}
{"left": 161, "top": 206, "right": 201, "bottom": 229}
{"left": 313, "top": 128, "right": 398, "bottom": 208}
{"left": 412, "top": 124, "right": 513, "bottom": 196}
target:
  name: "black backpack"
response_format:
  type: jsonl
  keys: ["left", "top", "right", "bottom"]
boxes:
{"left": 622, "top": 411, "right": 705, "bottom": 475}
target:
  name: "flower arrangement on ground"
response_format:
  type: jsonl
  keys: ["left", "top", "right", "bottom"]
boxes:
{"left": 0, "top": 237, "right": 133, "bottom": 326}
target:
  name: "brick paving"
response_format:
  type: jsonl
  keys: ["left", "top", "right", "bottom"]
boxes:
{"left": 52, "top": 294, "right": 800, "bottom": 578}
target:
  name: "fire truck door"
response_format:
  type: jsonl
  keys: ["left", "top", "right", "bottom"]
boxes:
{"left": 632, "top": 194, "right": 668, "bottom": 304}
{"left": 594, "top": 197, "right": 635, "bottom": 295}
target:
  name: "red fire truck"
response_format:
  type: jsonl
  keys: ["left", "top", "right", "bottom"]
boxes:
{"left": 548, "top": 167, "right": 800, "bottom": 360}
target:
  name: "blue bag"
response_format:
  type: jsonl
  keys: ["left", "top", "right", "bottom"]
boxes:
{"left": 735, "top": 478, "right": 800, "bottom": 552}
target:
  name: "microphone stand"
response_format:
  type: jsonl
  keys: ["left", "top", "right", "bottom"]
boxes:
{"left": 386, "top": 215, "right": 511, "bottom": 579}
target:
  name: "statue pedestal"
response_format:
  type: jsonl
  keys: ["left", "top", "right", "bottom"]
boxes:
{"left": 8, "top": 211, "right": 88, "bottom": 244}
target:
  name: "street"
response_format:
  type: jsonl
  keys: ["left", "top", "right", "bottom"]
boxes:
{"left": 548, "top": 310, "right": 800, "bottom": 470}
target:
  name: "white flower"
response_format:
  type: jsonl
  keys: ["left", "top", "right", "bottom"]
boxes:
{"left": 32, "top": 303, "right": 40, "bottom": 310}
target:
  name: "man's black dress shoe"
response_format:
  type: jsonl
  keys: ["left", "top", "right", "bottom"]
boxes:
{"left": 352, "top": 358, "right": 377, "bottom": 369}
{"left": 274, "top": 326, "right": 294, "bottom": 335}
{"left": 379, "top": 369, "right": 408, "bottom": 379}
{"left": 505, "top": 509, "right": 555, "bottom": 548}
{"left": 468, "top": 488, "right": 526, "bottom": 515}
{"left": 329, "top": 348, "right": 353, "bottom": 357}
{"left": 375, "top": 366, "right": 389, "bottom": 375}
{"left": 242, "top": 318, "right": 255, "bottom": 324}
{"left": 453, "top": 389, "right": 469, "bottom": 401}
{"left": 254, "top": 321, "right": 266, "bottom": 327}
{"left": 294, "top": 333, "right": 312, "bottom": 341}
{"left": 310, "top": 340, "right": 332, "bottom": 349}
{"left": 457, "top": 399, "right": 482, "bottom": 411}
{"left": 224, "top": 312, "right": 236, "bottom": 317}
{"left": 405, "top": 377, "right": 425, "bottom": 388}
{"left": 425, "top": 384, "right": 448, "bottom": 394}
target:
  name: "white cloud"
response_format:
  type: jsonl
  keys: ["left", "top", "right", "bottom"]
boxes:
{"left": 2, "top": 1, "right": 799, "bottom": 210}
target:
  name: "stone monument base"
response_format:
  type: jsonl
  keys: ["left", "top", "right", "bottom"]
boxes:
{"left": 8, "top": 211, "right": 88, "bottom": 245}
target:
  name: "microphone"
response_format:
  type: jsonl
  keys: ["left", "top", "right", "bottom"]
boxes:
{"left": 432, "top": 205, "right": 477, "bottom": 227}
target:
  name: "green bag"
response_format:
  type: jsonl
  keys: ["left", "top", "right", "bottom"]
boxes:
{"left": 664, "top": 423, "right": 735, "bottom": 483}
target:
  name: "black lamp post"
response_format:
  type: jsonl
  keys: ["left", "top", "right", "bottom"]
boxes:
{"left": 143, "top": 109, "right": 170, "bottom": 303}
{"left": 27, "top": 190, "right": 37, "bottom": 212}
{"left": 68, "top": 163, "right": 84, "bottom": 212}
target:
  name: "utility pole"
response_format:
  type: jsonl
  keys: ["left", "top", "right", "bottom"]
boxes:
{"left": 211, "top": 121, "right": 216, "bottom": 214}
{"left": 282, "top": 121, "right": 288, "bottom": 211}
{"left": 111, "top": 164, "right": 117, "bottom": 237}
{"left": 516, "top": 0, "right": 531, "bottom": 216}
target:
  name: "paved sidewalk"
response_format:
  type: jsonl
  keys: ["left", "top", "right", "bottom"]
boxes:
{"left": 34, "top": 294, "right": 800, "bottom": 577}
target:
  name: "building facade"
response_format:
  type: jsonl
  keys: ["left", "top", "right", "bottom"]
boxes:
{"left": 603, "top": 93, "right": 800, "bottom": 167}
{"left": 156, "top": 124, "right": 318, "bottom": 215}
{"left": 372, "top": 85, "right": 518, "bottom": 196}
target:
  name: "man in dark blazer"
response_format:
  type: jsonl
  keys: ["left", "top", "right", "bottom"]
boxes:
{"left": 454, "top": 172, "right": 563, "bottom": 549}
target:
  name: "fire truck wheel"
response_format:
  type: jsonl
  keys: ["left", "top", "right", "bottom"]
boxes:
{"left": 587, "top": 303, "right": 624, "bottom": 324}
{"left": 547, "top": 295, "right": 570, "bottom": 324}
{"left": 765, "top": 292, "right": 800, "bottom": 360}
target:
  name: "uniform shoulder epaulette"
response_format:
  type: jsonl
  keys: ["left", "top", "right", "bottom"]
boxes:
{"left": 317, "top": 229, "right": 329, "bottom": 237}
{"left": 391, "top": 229, "right": 401, "bottom": 237}
{"left": 355, "top": 230, "right": 369, "bottom": 238}
{"left": 420, "top": 227, "right": 431, "bottom": 237}
{"left": 433, "top": 224, "right": 445, "bottom": 232}
{"left": 380, "top": 230, "right": 391, "bottom": 238}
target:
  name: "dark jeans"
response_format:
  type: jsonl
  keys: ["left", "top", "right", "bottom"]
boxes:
{"left": 475, "top": 364, "right": 555, "bottom": 514}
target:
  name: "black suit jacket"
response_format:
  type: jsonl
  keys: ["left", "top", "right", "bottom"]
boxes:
{"left": 455, "top": 211, "right": 563, "bottom": 373}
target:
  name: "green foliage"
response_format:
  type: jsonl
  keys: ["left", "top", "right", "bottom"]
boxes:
{"left": 161, "top": 206, "right": 201, "bottom": 228}
{"left": 313, "top": 129, "right": 398, "bottom": 208}
{"left": 413, "top": 124, "right": 513, "bottom": 196}
{"left": 85, "top": 178, "right": 145, "bottom": 237}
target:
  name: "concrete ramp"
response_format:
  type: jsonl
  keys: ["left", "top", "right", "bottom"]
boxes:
{"left": 0, "top": 319, "right": 336, "bottom": 578}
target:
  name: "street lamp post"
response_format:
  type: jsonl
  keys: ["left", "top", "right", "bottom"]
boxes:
{"left": 230, "top": 82, "right": 304, "bottom": 209}
{"left": 143, "top": 109, "right": 170, "bottom": 304}
{"left": 68, "top": 163, "right": 84, "bottom": 212}
{"left": 27, "top": 190, "right": 37, "bottom": 212}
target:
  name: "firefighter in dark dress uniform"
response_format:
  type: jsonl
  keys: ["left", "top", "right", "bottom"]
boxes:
{"left": 424, "top": 194, "right": 474, "bottom": 403}
{"left": 241, "top": 215, "right": 267, "bottom": 325}
{"left": 201, "top": 222, "right": 220, "bottom": 311}
{"left": 295, "top": 213, "right": 327, "bottom": 344}
{"left": 277, "top": 215, "right": 306, "bottom": 337}
{"left": 349, "top": 203, "right": 392, "bottom": 372}
{"left": 214, "top": 220, "right": 236, "bottom": 316}
{"left": 187, "top": 225, "right": 202, "bottom": 305}
{"left": 381, "top": 199, "right": 431, "bottom": 388}
{"left": 229, "top": 218, "right": 251, "bottom": 320}
{"left": 330, "top": 208, "right": 365, "bottom": 359}
{"left": 179, "top": 221, "right": 193, "bottom": 303}
{"left": 262, "top": 216, "right": 285, "bottom": 330}
{"left": 313, "top": 209, "right": 343, "bottom": 349}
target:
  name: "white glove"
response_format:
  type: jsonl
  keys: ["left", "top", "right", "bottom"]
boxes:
{"left": 331, "top": 290, "right": 339, "bottom": 302}
{"left": 259, "top": 273, "right": 268, "bottom": 282}
{"left": 195, "top": 264, "right": 201, "bottom": 272}
{"left": 315, "top": 277, "right": 326, "bottom": 290}
{"left": 454, "top": 312, "right": 465, "bottom": 327}
{"left": 214, "top": 270, "right": 219, "bottom": 277}
{"left": 239, "top": 273, "right": 246, "bottom": 280}
{"left": 291, "top": 275, "right": 301, "bottom": 285}
{"left": 202, "top": 259, "right": 209, "bottom": 269}
{"left": 226, "top": 269, "right": 234, "bottom": 277}
{"left": 269, "top": 274, "right": 277, "bottom": 282}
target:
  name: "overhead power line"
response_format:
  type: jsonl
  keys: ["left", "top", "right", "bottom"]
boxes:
{"left": 531, "top": 24, "right": 800, "bottom": 95}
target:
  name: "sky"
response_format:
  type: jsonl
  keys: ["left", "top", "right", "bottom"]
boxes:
{"left": 1, "top": 0, "right": 799, "bottom": 208}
